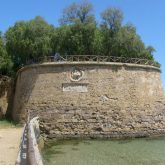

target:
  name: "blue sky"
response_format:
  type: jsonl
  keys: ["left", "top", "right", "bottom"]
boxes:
{"left": 0, "top": 0, "right": 165, "bottom": 88}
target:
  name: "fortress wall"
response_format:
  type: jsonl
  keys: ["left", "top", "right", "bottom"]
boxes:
{"left": 12, "top": 62, "right": 165, "bottom": 138}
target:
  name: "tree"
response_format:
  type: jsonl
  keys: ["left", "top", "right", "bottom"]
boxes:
{"left": 100, "top": 7, "right": 123, "bottom": 56}
{"left": 5, "top": 16, "right": 53, "bottom": 69}
{"left": 51, "top": 22, "right": 96, "bottom": 55}
{"left": 100, "top": 8, "right": 155, "bottom": 60}
{"left": 146, "top": 46, "right": 155, "bottom": 59}
{"left": 59, "top": 0, "right": 95, "bottom": 25}
{"left": 69, "top": 22, "right": 96, "bottom": 55}
{"left": 0, "top": 32, "right": 13, "bottom": 75}
{"left": 51, "top": 26, "right": 73, "bottom": 55}
{"left": 3, "top": 3, "right": 157, "bottom": 75}
{"left": 55, "top": 0, "right": 96, "bottom": 55}
{"left": 92, "top": 28, "right": 104, "bottom": 55}
{"left": 101, "top": 7, "right": 123, "bottom": 31}
{"left": 110, "top": 24, "right": 155, "bottom": 59}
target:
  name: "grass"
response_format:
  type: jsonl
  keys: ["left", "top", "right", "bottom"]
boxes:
{"left": 0, "top": 118, "right": 16, "bottom": 128}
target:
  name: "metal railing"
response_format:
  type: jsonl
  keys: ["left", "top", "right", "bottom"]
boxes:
{"left": 24, "top": 55, "right": 160, "bottom": 68}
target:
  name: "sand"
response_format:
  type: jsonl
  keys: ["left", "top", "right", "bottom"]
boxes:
{"left": 0, "top": 128, "right": 23, "bottom": 165}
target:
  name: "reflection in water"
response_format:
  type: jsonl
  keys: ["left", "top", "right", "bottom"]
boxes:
{"left": 42, "top": 138, "right": 165, "bottom": 165}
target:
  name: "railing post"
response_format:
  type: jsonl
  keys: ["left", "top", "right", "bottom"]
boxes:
{"left": 97, "top": 55, "right": 99, "bottom": 62}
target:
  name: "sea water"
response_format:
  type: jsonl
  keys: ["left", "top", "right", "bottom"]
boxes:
{"left": 42, "top": 137, "right": 165, "bottom": 165}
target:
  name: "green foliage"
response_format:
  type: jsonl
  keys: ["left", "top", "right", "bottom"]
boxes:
{"left": 0, "top": 2, "right": 158, "bottom": 77}
{"left": 0, "top": 118, "right": 17, "bottom": 128}
{"left": 59, "top": 0, "right": 95, "bottom": 25}
{"left": 5, "top": 16, "right": 53, "bottom": 69}
{"left": 101, "top": 7, "right": 123, "bottom": 31}
{"left": 52, "top": 1, "right": 96, "bottom": 55}
{"left": 52, "top": 22, "right": 96, "bottom": 55}
{"left": 99, "top": 8, "right": 155, "bottom": 60}
{"left": 0, "top": 32, "right": 13, "bottom": 75}
{"left": 92, "top": 28, "right": 104, "bottom": 55}
{"left": 114, "top": 24, "right": 154, "bottom": 59}
{"left": 51, "top": 26, "right": 72, "bottom": 55}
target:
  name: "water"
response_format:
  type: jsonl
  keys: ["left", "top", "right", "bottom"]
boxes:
{"left": 42, "top": 137, "right": 165, "bottom": 165}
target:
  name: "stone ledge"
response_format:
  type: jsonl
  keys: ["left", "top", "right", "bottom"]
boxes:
{"left": 17, "top": 61, "right": 161, "bottom": 75}
{"left": 45, "top": 130, "right": 165, "bottom": 140}
{"left": 16, "top": 117, "right": 43, "bottom": 165}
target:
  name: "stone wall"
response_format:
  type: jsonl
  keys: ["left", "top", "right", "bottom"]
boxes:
{"left": 12, "top": 62, "right": 165, "bottom": 138}
{"left": 16, "top": 117, "right": 43, "bottom": 165}
{"left": 0, "top": 75, "right": 12, "bottom": 119}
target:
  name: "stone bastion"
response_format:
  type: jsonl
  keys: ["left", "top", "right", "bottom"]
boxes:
{"left": 12, "top": 62, "right": 165, "bottom": 138}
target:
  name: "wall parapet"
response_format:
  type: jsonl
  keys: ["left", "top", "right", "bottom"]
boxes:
{"left": 16, "top": 117, "right": 43, "bottom": 165}
{"left": 18, "top": 61, "right": 161, "bottom": 75}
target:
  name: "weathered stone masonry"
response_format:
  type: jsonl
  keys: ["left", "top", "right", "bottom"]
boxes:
{"left": 12, "top": 62, "right": 165, "bottom": 138}
{"left": 0, "top": 75, "right": 13, "bottom": 119}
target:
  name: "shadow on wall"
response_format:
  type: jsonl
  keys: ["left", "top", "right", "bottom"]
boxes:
{"left": 12, "top": 67, "right": 39, "bottom": 123}
{"left": 12, "top": 64, "right": 72, "bottom": 122}
{"left": 0, "top": 75, "right": 13, "bottom": 119}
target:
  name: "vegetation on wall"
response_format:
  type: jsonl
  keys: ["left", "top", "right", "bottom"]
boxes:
{"left": 0, "top": 0, "right": 158, "bottom": 75}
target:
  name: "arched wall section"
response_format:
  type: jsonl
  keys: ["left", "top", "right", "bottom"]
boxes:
{"left": 12, "top": 62, "right": 165, "bottom": 138}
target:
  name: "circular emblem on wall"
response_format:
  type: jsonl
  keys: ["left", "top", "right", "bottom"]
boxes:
{"left": 70, "top": 67, "right": 84, "bottom": 82}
